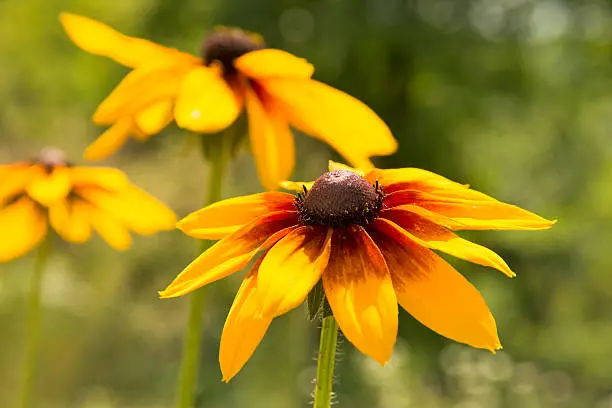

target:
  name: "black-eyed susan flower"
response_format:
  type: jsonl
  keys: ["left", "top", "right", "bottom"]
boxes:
{"left": 59, "top": 13, "right": 398, "bottom": 189}
{"left": 160, "top": 161, "right": 555, "bottom": 381}
{"left": 0, "top": 148, "right": 176, "bottom": 262}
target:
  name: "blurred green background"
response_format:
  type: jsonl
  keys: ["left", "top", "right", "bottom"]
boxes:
{"left": 1, "top": 0, "right": 611, "bottom": 407}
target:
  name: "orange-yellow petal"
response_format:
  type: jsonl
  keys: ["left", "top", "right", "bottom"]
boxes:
{"left": 0, "top": 164, "right": 43, "bottom": 206}
{"left": 59, "top": 12, "right": 198, "bottom": 68}
{"left": 245, "top": 86, "right": 295, "bottom": 190}
{"left": 26, "top": 166, "right": 73, "bottom": 206}
{"left": 373, "top": 169, "right": 555, "bottom": 231}
{"left": 160, "top": 211, "right": 298, "bottom": 298}
{"left": 256, "top": 226, "right": 332, "bottom": 317}
{"left": 381, "top": 205, "right": 467, "bottom": 230}
{"left": 0, "top": 197, "right": 47, "bottom": 262}
{"left": 48, "top": 199, "right": 92, "bottom": 243}
{"left": 235, "top": 49, "right": 314, "bottom": 79}
{"left": 174, "top": 66, "right": 242, "bottom": 133}
{"left": 76, "top": 184, "right": 176, "bottom": 235}
{"left": 84, "top": 119, "right": 133, "bottom": 161}
{"left": 376, "top": 215, "right": 514, "bottom": 277}
{"left": 259, "top": 77, "right": 397, "bottom": 170}
{"left": 419, "top": 199, "right": 556, "bottom": 231}
{"left": 134, "top": 99, "right": 174, "bottom": 136}
{"left": 178, "top": 192, "right": 296, "bottom": 239}
{"left": 370, "top": 168, "right": 468, "bottom": 193}
{"left": 280, "top": 180, "right": 314, "bottom": 192}
{"left": 368, "top": 221, "right": 501, "bottom": 352}
{"left": 69, "top": 166, "right": 129, "bottom": 191}
{"left": 93, "top": 66, "right": 186, "bottom": 125}
{"left": 322, "top": 226, "right": 397, "bottom": 365}
{"left": 90, "top": 207, "right": 132, "bottom": 250}
{"left": 220, "top": 257, "right": 272, "bottom": 382}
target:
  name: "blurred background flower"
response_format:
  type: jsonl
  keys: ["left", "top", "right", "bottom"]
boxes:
{"left": 0, "top": 147, "right": 176, "bottom": 261}
{"left": 60, "top": 13, "right": 396, "bottom": 190}
{"left": 1, "top": 0, "right": 611, "bottom": 407}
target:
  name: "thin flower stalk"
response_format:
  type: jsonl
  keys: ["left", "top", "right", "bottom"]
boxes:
{"left": 16, "top": 237, "right": 50, "bottom": 408}
{"left": 313, "top": 315, "right": 339, "bottom": 408}
{"left": 174, "top": 137, "right": 230, "bottom": 408}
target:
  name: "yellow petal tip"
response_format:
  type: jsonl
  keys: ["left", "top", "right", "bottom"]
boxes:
{"left": 158, "top": 289, "right": 175, "bottom": 299}
{"left": 83, "top": 148, "right": 105, "bottom": 162}
{"left": 58, "top": 11, "right": 77, "bottom": 25}
{"left": 489, "top": 343, "right": 503, "bottom": 354}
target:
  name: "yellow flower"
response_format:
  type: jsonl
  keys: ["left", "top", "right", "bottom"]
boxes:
{"left": 59, "top": 13, "right": 398, "bottom": 189}
{"left": 160, "top": 161, "right": 555, "bottom": 381}
{"left": 0, "top": 148, "right": 176, "bottom": 262}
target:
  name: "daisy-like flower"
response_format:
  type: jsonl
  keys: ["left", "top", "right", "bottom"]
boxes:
{"left": 59, "top": 14, "right": 397, "bottom": 189}
{"left": 0, "top": 148, "right": 176, "bottom": 262}
{"left": 160, "top": 161, "right": 555, "bottom": 381}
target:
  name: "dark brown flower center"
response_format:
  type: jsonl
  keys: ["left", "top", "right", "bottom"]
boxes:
{"left": 296, "top": 170, "right": 384, "bottom": 228}
{"left": 202, "top": 28, "right": 264, "bottom": 76}
{"left": 35, "top": 147, "right": 68, "bottom": 172}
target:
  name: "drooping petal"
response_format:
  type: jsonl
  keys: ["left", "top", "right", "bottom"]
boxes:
{"left": 235, "top": 49, "right": 314, "bottom": 79}
{"left": 69, "top": 166, "right": 129, "bottom": 191}
{"left": 59, "top": 13, "right": 198, "bottom": 68}
{"left": 375, "top": 215, "right": 514, "bottom": 277}
{"left": 93, "top": 66, "right": 186, "bottom": 125}
{"left": 0, "top": 198, "right": 47, "bottom": 262}
{"left": 134, "top": 99, "right": 174, "bottom": 136}
{"left": 174, "top": 66, "right": 242, "bottom": 133}
{"left": 178, "top": 192, "right": 296, "bottom": 239}
{"left": 322, "top": 226, "right": 397, "bottom": 365}
{"left": 48, "top": 199, "right": 93, "bottom": 243}
{"left": 90, "top": 207, "right": 132, "bottom": 250}
{"left": 0, "top": 164, "right": 44, "bottom": 206}
{"left": 245, "top": 86, "right": 295, "bottom": 190}
{"left": 368, "top": 221, "right": 501, "bottom": 352}
{"left": 256, "top": 226, "right": 332, "bottom": 317}
{"left": 220, "top": 257, "right": 272, "bottom": 382}
{"left": 84, "top": 119, "right": 133, "bottom": 161}
{"left": 26, "top": 167, "right": 73, "bottom": 206}
{"left": 76, "top": 184, "right": 176, "bottom": 235}
{"left": 259, "top": 77, "right": 397, "bottom": 170}
{"left": 159, "top": 211, "right": 298, "bottom": 298}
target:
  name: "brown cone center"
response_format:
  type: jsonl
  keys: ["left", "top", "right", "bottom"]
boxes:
{"left": 296, "top": 170, "right": 383, "bottom": 228}
{"left": 202, "top": 29, "right": 264, "bottom": 76}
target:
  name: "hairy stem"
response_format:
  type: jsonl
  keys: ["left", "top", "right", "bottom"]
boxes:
{"left": 313, "top": 315, "right": 339, "bottom": 408}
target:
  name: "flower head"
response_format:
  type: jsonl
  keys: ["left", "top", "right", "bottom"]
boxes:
{"left": 160, "top": 161, "right": 555, "bottom": 381}
{"left": 59, "top": 13, "right": 398, "bottom": 189}
{"left": 0, "top": 148, "right": 176, "bottom": 262}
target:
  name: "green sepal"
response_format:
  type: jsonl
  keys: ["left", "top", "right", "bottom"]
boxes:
{"left": 307, "top": 280, "right": 325, "bottom": 320}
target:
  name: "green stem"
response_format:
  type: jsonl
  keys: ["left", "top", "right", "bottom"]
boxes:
{"left": 313, "top": 315, "right": 339, "bottom": 408}
{"left": 17, "top": 238, "right": 50, "bottom": 408}
{"left": 174, "top": 140, "right": 228, "bottom": 408}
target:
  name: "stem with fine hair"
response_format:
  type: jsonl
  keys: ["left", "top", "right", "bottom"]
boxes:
{"left": 17, "top": 237, "right": 50, "bottom": 408}
{"left": 313, "top": 315, "right": 339, "bottom": 408}
{"left": 174, "top": 138, "right": 229, "bottom": 408}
